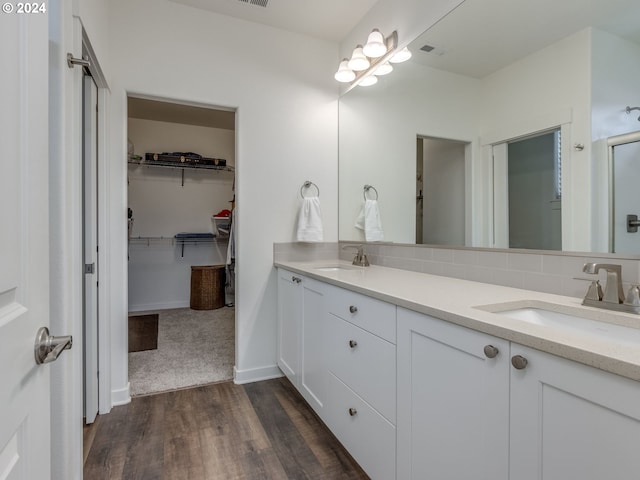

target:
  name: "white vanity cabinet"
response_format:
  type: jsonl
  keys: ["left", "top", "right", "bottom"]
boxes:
{"left": 510, "top": 344, "right": 640, "bottom": 479}
{"left": 398, "top": 307, "right": 640, "bottom": 480}
{"left": 397, "top": 307, "right": 510, "bottom": 480}
{"left": 276, "top": 269, "right": 327, "bottom": 413}
{"left": 323, "top": 285, "right": 397, "bottom": 480}
{"left": 277, "top": 270, "right": 397, "bottom": 480}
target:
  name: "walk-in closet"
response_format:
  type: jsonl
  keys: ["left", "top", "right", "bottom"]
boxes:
{"left": 126, "top": 97, "right": 236, "bottom": 396}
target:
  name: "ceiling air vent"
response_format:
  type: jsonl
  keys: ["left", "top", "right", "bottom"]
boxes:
{"left": 237, "top": 0, "right": 269, "bottom": 7}
{"left": 420, "top": 44, "right": 448, "bottom": 56}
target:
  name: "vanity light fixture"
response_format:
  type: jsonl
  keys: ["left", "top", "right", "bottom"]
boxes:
{"left": 334, "top": 30, "right": 410, "bottom": 89}
{"left": 348, "top": 45, "right": 370, "bottom": 71}
{"left": 389, "top": 46, "right": 412, "bottom": 63}
{"left": 362, "top": 29, "right": 387, "bottom": 58}
{"left": 375, "top": 62, "right": 393, "bottom": 75}
{"left": 334, "top": 59, "right": 356, "bottom": 82}
{"left": 359, "top": 75, "right": 378, "bottom": 87}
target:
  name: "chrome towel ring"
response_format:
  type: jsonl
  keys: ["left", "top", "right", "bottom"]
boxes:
{"left": 300, "top": 180, "right": 320, "bottom": 198}
{"left": 364, "top": 184, "right": 378, "bottom": 200}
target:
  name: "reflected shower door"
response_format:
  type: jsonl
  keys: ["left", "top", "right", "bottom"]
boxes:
{"left": 612, "top": 139, "right": 640, "bottom": 254}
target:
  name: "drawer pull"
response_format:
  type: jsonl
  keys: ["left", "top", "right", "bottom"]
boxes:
{"left": 349, "top": 340, "right": 358, "bottom": 348}
{"left": 483, "top": 345, "right": 499, "bottom": 358}
{"left": 511, "top": 355, "right": 528, "bottom": 370}
{"left": 349, "top": 305, "right": 358, "bottom": 314}
{"left": 348, "top": 407, "right": 358, "bottom": 416}
{"left": 291, "top": 276, "right": 302, "bottom": 284}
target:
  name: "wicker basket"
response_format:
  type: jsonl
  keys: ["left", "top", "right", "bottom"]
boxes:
{"left": 190, "top": 265, "right": 225, "bottom": 310}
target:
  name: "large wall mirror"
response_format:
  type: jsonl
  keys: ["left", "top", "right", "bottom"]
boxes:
{"left": 338, "top": 0, "right": 640, "bottom": 254}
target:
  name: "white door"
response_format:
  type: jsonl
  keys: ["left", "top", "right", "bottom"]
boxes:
{"left": 0, "top": 11, "right": 52, "bottom": 480}
{"left": 611, "top": 138, "right": 640, "bottom": 254}
{"left": 83, "top": 74, "right": 99, "bottom": 424}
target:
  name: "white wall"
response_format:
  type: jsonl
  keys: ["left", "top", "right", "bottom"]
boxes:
{"left": 339, "top": 62, "right": 481, "bottom": 242}
{"left": 590, "top": 28, "right": 640, "bottom": 250}
{"left": 128, "top": 117, "right": 236, "bottom": 167}
{"left": 107, "top": 0, "right": 339, "bottom": 393}
{"left": 479, "top": 29, "right": 592, "bottom": 252}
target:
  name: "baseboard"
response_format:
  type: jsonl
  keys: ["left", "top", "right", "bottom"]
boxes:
{"left": 233, "top": 365, "right": 283, "bottom": 384}
{"left": 128, "top": 300, "right": 190, "bottom": 313}
{"left": 111, "top": 382, "right": 131, "bottom": 407}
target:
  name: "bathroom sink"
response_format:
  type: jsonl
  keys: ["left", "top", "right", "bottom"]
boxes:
{"left": 314, "top": 264, "right": 362, "bottom": 272}
{"left": 476, "top": 301, "right": 640, "bottom": 346}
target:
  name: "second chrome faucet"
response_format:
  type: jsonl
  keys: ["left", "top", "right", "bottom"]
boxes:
{"left": 582, "top": 263, "right": 640, "bottom": 314}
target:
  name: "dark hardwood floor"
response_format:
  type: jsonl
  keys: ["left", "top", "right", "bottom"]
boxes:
{"left": 83, "top": 378, "right": 369, "bottom": 479}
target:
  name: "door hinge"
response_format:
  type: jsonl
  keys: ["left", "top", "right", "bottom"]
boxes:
{"left": 84, "top": 263, "right": 95, "bottom": 274}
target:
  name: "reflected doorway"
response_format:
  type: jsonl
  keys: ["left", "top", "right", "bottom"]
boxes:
{"left": 493, "top": 129, "right": 562, "bottom": 250}
{"left": 416, "top": 136, "right": 467, "bottom": 245}
{"left": 609, "top": 132, "right": 640, "bottom": 254}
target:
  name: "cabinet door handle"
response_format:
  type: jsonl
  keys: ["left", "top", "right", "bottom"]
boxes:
{"left": 348, "top": 407, "right": 358, "bottom": 416}
{"left": 349, "top": 340, "right": 358, "bottom": 348}
{"left": 483, "top": 345, "right": 499, "bottom": 358}
{"left": 349, "top": 305, "right": 358, "bottom": 314}
{"left": 291, "top": 276, "right": 302, "bottom": 284}
{"left": 511, "top": 355, "right": 528, "bottom": 370}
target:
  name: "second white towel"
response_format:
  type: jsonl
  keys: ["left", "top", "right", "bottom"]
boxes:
{"left": 296, "top": 196, "right": 324, "bottom": 242}
{"left": 355, "top": 199, "right": 384, "bottom": 241}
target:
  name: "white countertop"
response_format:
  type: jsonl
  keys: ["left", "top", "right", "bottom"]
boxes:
{"left": 275, "top": 259, "right": 640, "bottom": 382}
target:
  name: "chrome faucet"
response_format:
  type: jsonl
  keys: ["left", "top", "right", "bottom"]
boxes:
{"left": 581, "top": 263, "right": 640, "bottom": 314}
{"left": 343, "top": 244, "right": 370, "bottom": 267}
{"left": 582, "top": 263, "right": 624, "bottom": 304}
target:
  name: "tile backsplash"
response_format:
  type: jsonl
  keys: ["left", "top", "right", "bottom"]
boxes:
{"left": 274, "top": 242, "right": 640, "bottom": 300}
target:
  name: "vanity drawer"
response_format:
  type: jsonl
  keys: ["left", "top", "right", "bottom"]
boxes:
{"left": 326, "top": 313, "right": 396, "bottom": 423}
{"left": 325, "top": 372, "right": 396, "bottom": 480}
{"left": 325, "top": 284, "right": 396, "bottom": 343}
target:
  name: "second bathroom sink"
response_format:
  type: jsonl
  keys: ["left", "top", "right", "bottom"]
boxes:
{"left": 476, "top": 300, "right": 640, "bottom": 346}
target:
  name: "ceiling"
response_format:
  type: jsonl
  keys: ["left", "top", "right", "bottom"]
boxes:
{"left": 168, "top": 0, "right": 379, "bottom": 42}
{"left": 409, "top": 0, "right": 640, "bottom": 78}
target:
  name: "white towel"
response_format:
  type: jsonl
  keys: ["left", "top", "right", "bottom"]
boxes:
{"left": 355, "top": 199, "right": 384, "bottom": 242}
{"left": 296, "top": 196, "right": 324, "bottom": 242}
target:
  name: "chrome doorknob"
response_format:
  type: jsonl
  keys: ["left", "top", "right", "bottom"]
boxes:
{"left": 484, "top": 345, "right": 499, "bottom": 358}
{"left": 511, "top": 355, "right": 528, "bottom": 370}
{"left": 34, "top": 327, "right": 72, "bottom": 365}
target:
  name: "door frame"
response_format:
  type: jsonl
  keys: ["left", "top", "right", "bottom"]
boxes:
{"left": 49, "top": 16, "right": 110, "bottom": 478}
{"left": 607, "top": 130, "right": 640, "bottom": 253}
{"left": 481, "top": 109, "right": 573, "bottom": 250}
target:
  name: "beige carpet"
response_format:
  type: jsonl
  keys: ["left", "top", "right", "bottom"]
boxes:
{"left": 128, "top": 307, "right": 235, "bottom": 396}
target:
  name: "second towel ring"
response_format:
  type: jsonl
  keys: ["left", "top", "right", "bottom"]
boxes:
{"left": 364, "top": 184, "right": 378, "bottom": 200}
{"left": 300, "top": 181, "right": 320, "bottom": 198}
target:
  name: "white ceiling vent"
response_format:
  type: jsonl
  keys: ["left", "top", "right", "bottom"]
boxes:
{"left": 237, "top": 0, "right": 269, "bottom": 7}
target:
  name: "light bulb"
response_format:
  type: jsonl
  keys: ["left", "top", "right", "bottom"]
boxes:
{"left": 389, "top": 46, "right": 412, "bottom": 63}
{"left": 348, "top": 45, "right": 370, "bottom": 71}
{"left": 375, "top": 62, "right": 393, "bottom": 75}
{"left": 334, "top": 59, "right": 355, "bottom": 83}
{"left": 363, "top": 29, "right": 387, "bottom": 58}
{"left": 359, "top": 75, "right": 378, "bottom": 87}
